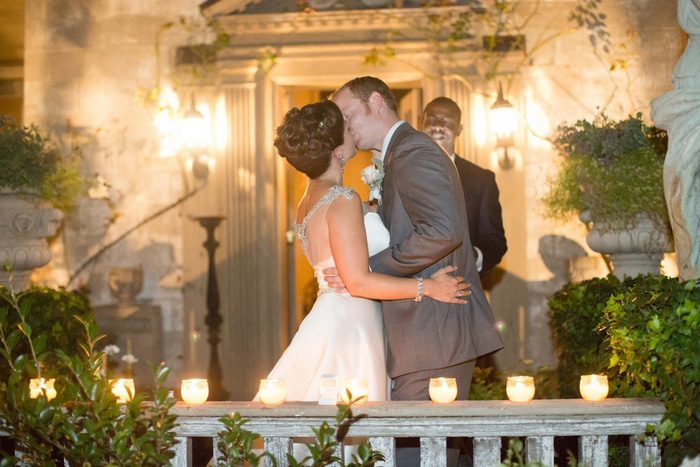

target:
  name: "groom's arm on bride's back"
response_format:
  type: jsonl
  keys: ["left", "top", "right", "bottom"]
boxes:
{"left": 369, "top": 142, "right": 463, "bottom": 277}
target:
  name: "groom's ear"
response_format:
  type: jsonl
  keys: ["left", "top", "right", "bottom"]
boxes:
{"left": 368, "top": 92, "right": 383, "bottom": 112}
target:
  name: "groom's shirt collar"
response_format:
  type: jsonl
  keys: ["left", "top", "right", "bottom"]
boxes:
{"left": 379, "top": 120, "right": 405, "bottom": 162}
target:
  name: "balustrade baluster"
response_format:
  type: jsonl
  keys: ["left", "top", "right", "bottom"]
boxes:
{"left": 631, "top": 434, "right": 661, "bottom": 467}
{"left": 580, "top": 435, "right": 608, "bottom": 466}
{"left": 369, "top": 436, "right": 395, "bottom": 466}
{"left": 473, "top": 436, "right": 501, "bottom": 466}
{"left": 527, "top": 435, "right": 554, "bottom": 466}
{"left": 172, "top": 436, "right": 189, "bottom": 467}
{"left": 265, "top": 437, "right": 292, "bottom": 467}
{"left": 420, "top": 437, "right": 447, "bottom": 466}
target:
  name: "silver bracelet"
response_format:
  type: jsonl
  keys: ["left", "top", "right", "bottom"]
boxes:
{"left": 414, "top": 277, "right": 424, "bottom": 302}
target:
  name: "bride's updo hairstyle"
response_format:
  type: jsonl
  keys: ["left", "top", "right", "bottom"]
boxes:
{"left": 274, "top": 100, "right": 344, "bottom": 179}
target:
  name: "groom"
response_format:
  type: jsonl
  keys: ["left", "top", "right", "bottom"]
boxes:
{"left": 330, "top": 76, "right": 503, "bottom": 402}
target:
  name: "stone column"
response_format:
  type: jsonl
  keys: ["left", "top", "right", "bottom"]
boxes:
{"left": 651, "top": 0, "right": 700, "bottom": 280}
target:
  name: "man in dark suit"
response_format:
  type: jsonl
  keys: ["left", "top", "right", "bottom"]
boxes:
{"left": 331, "top": 78, "right": 504, "bottom": 405}
{"left": 421, "top": 97, "right": 507, "bottom": 277}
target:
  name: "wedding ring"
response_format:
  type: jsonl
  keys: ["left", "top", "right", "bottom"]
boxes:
{"left": 457, "top": 291, "right": 462, "bottom": 297}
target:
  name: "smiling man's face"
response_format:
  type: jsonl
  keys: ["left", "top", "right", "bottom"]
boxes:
{"left": 420, "top": 101, "right": 462, "bottom": 155}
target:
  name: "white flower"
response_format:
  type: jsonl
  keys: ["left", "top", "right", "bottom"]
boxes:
{"left": 121, "top": 354, "right": 138, "bottom": 364}
{"left": 103, "top": 344, "right": 120, "bottom": 356}
{"left": 361, "top": 158, "right": 384, "bottom": 204}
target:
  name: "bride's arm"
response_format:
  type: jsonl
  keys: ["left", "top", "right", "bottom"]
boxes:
{"left": 327, "top": 192, "right": 468, "bottom": 303}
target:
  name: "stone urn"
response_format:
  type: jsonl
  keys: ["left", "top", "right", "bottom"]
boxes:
{"left": 0, "top": 191, "right": 64, "bottom": 290}
{"left": 581, "top": 210, "right": 672, "bottom": 279}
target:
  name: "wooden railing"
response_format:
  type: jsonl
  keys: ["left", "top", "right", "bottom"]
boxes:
{"left": 171, "top": 398, "right": 665, "bottom": 467}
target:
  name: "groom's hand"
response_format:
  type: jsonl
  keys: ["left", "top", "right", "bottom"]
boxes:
{"left": 322, "top": 267, "right": 348, "bottom": 294}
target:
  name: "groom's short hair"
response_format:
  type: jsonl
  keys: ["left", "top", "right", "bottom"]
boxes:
{"left": 335, "top": 76, "right": 398, "bottom": 114}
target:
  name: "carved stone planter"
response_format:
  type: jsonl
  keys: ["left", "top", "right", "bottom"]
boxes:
{"left": 583, "top": 211, "right": 672, "bottom": 279}
{"left": 0, "top": 191, "right": 64, "bottom": 290}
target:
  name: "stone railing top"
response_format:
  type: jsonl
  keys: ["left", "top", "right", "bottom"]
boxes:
{"left": 170, "top": 398, "right": 665, "bottom": 418}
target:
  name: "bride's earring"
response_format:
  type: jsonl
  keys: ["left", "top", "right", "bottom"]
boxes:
{"left": 340, "top": 156, "right": 346, "bottom": 176}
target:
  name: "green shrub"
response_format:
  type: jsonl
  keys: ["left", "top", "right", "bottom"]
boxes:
{"left": 605, "top": 277, "right": 700, "bottom": 465}
{"left": 548, "top": 275, "right": 621, "bottom": 397}
{"left": 548, "top": 274, "right": 700, "bottom": 465}
{"left": 0, "top": 285, "right": 178, "bottom": 465}
{"left": 0, "top": 115, "right": 88, "bottom": 211}
{"left": 0, "top": 285, "right": 93, "bottom": 380}
{"left": 542, "top": 113, "right": 668, "bottom": 229}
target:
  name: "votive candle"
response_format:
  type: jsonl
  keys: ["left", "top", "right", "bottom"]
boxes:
{"left": 181, "top": 378, "right": 209, "bottom": 405}
{"left": 340, "top": 378, "right": 369, "bottom": 405}
{"left": 579, "top": 374, "right": 609, "bottom": 402}
{"left": 429, "top": 377, "right": 458, "bottom": 404}
{"left": 110, "top": 378, "right": 135, "bottom": 403}
{"left": 506, "top": 376, "right": 535, "bottom": 403}
{"left": 259, "top": 378, "right": 286, "bottom": 405}
{"left": 319, "top": 374, "right": 338, "bottom": 405}
{"left": 29, "top": 378, "right": 57, "bottom": 401}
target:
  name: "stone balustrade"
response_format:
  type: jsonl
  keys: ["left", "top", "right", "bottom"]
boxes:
{"left": 171, "top": 398, "right": 665, "bottom": 467}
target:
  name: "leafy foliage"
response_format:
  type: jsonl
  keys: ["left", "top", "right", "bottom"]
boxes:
{"left": 0, "top": 115, "right": 88, "bottom": 211}
{"left": 548, "top": 275, "right": 700, "bottom": 465}
{"left": 605, "top": 277, "right": 700, "bottom": 466}
{"left": 0, "top": 285, "right": 93, "bottom": 381}
{"left": 216, "top": 398, "right": 384, "bottom": 467}
{"left": 548, "top": 275, "right": 621, "bottom": 398}
{"left": 543, "top": 113, "right": 668, "bottom": 229}
{"left": 0, "top": 284, "right": 179, "bottom": 465}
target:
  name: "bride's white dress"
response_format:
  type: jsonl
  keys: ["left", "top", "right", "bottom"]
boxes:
{"left": 261, "top": 185, "right": 389, "bottom": 402}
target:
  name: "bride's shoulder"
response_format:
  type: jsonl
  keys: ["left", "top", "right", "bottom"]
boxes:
{"left": 328, "top": 185, "right": 360, "bottom": 206}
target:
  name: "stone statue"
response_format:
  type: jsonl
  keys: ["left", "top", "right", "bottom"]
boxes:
{"left": 651, "top": 0, "right": 700, "bottom": 280}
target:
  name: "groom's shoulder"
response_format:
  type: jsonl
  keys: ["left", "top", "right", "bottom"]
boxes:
{"left": 393, "top": 123, "right": 440, "bottom": 151}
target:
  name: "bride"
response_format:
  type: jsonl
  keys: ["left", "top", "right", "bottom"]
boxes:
{"left": 260, "top": 100, "right": 469, "bottom": 402}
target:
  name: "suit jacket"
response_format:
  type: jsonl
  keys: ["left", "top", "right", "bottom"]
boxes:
{"left": 453, "top": 155, "right": 507, "bottom": 276}
{"left": 369, "top": 123, "right": 504, "bottom": 378}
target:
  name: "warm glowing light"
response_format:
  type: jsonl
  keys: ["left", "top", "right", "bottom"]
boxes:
{"left": 506, "top": 376, "right": 535, "bottom": 403}
{"left": 490, "top": 83, "right": 518, "bottom": 138}
{"left": 180, "top": 95, "right": 211, "bottom": 154}
{"left": 259, "top": 378, "right": 286, "bottom": 405}
{"left": 29, "top": 378, "right": 57, "bottom": 401}
{"left": 579, "top": 375, "right": 609, "bottom": 402}
{"left": 181, "top": 379, "right": 209, "bottom": 405}
{"left": 429, "top": 377, "right": 458, "bottom": 404}
{"left": 340, "top": 378, "right": 369, "bottom": 405}
{"left": 110, "top": 378, "right": 135, "bottom": 403}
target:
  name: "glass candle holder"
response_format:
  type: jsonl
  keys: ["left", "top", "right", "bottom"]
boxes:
{"left": 29, "top": 378, "right": 57, "bottom": 401}
{"left": 259, "top": 378, "right": 286, "bottom": 405}
{"left": 579, "top": 374, "right": 609, "bottom": 402}
{"left": 429, "top": 377, "right": 458, "bottom": 404}
{"left": 319, "top": 374, "right": 338, "bottom": 405}
{"left": 506, "top": 376, "right": 535, "bottom": 403}
{"left": 340, "top": 378, "right": 369, "bottom": 405}
{"left": 181, "top": 378, "right": 209, "bottom": 405}
{"left": 110, "top": 378, "right": 135, "bottom": 403}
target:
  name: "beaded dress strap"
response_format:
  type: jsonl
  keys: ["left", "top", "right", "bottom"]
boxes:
{"left": 293, "top": 185, "right": 354, "bottom": 252}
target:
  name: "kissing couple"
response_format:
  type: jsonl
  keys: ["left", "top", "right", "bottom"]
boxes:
{"left": 258, "top": 76, "right": 503, "bottom": 406}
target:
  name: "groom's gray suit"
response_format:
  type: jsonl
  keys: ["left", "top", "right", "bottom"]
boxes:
{"left": 369, "top": 122, "right": 504, "bottom": 390}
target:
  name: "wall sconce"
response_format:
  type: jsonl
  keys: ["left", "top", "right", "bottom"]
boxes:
{"left": 489, "top": 83, "right": 518, "bottom": 170}
{"left": 181, "top": 93, "right": 212, "bottom": 181}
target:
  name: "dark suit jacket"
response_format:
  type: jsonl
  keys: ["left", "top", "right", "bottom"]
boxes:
{"left": 453, "top": 155, "right": 507, "bottom": 276}
{"left": 369, "top": 123, "right": 504, "bottom": 378}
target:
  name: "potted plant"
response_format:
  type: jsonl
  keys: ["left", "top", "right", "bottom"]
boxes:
{"left": 0, "top": 115, "right": 87, "bottom": 289}
{"left": 542, "top": 112, "right": 672, "bottom": 278}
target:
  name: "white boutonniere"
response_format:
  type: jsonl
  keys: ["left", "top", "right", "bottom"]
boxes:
{"left": 361, "top": 158, "right": 384, "bottom": 204}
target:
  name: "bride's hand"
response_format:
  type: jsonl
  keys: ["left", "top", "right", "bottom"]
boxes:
{"left": 424, "top": 265, "right": 471, "bottom": 304}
